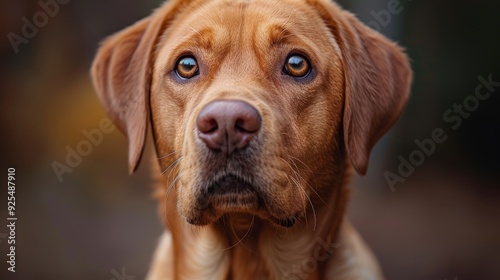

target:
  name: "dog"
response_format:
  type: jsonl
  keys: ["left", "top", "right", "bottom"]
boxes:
{"left": 91, "top": 0, "right": 411, "bottom": 279}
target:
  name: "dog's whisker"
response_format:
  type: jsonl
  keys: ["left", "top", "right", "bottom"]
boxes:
{"left": 157, "top": 150, "right": 181, "bottom": 160}
{"left": 165, "top": 173, "right": 182, "bottom": 198}
{"left": 161, "top": 157, "right": 184, "bottom": 175}
{"left": 287, "top": 155, "right": 333, "bottom": 210}
{"left": 279, "top": 157, "right": 308, "bottom": 213}
{"left": 280, "top": 156, "right": 318, "bottom": 231}
{"left": 219, "top": 215, "right": 255, "bottom": 252}
{"left": 163, "top": 173, "right": 183, "bottom": 232}
{"left": 165, "top": 158, "right": 183, "bottom": 187}
{"left": 299, "top": 186, "right": 317, "bottom": 232}
{"left": 288, "top": 155, "right": 316, "bottom": 179}
{"left": 288, "top": 173, "right": 315, "bottom": 231}
{"left": 286, "top": 171, "right": 308, "bottom": 220}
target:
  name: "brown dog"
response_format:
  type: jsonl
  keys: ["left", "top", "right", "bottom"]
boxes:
{"left": 91, "top": 0, "right": 411, "bottom": 279}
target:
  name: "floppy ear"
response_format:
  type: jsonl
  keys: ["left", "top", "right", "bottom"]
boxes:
{"left": 309, "top": 0, "right": 412, "bottom": 175}
{"left": 91, "top": 1, "right": 185, "bottom": 174}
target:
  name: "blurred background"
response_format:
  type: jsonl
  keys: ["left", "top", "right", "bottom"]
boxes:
{"left": 1, "top": 0, "right": 499, "bottom": 279}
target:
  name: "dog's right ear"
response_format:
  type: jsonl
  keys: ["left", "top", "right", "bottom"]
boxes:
{"left": 91, "top": 0, "right": 186, "bottom": 174}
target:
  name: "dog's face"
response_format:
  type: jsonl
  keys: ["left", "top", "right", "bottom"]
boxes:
{"left": 151, "top": 0, "right": 345, "bottom": 226}
{"left": 92, "top": 0, "right": 411, "bottom": 228}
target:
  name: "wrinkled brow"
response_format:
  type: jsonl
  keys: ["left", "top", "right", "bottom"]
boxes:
{"left": 266, "top": 24, "right": 298, "bottom": 47}
{"left": 181, "top": 27, "right": 217, "bottom": 51}
{"left": 172, "top": 25, "right": 232, "bottom": 55}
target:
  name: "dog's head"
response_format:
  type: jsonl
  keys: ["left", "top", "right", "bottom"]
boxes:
{"left": 92, "top": 0, "right": 411, "bottom": 228}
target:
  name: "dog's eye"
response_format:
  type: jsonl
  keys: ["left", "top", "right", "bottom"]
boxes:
{"left": 175, "top": 56, "right": 199, "bottom": 79}
{"left": 283, "top": 54, "right": 311, "bottom": 78}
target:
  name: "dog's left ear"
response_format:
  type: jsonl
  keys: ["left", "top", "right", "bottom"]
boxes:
{"left": 309, "top": 0, "right": 412, "bottom": 175}
{"left": 91, "top": 1, "right": 185, "bottom": 174}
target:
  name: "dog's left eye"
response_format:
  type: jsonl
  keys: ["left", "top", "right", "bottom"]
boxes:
{"left": 283, "top": 54, "right": 311, "bottom": 78}
{"left": 175, "top": 56, "right": 199, "bottom": 79}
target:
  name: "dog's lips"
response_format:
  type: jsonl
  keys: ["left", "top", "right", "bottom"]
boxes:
{"left": 208, "top": 174, "right": 255, "bottom": 195}
{"left": 201, "top": 174, "right": 261, "bottom": 212}
{"left": 186, "top": 174, "right": 304, "bottom": 228}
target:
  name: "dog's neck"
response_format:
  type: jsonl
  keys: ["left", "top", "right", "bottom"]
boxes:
{"left": 159, "top": 169, "right": 350, "bottom": 280}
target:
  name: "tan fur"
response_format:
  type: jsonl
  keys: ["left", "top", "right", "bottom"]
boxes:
{"left": 91, "top": 0, "right": 412, "bottom": 279}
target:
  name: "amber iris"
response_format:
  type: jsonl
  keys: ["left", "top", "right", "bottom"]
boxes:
{"left": 284, "top": 55, "right": 311, "bottom": 78}
{"left": 176, "top": 56, "right": 199, "bottom": 79}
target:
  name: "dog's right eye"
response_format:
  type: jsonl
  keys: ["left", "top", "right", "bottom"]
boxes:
{"left": 175, "top": 56, "right": 199, "bottom": 79}
{"left": 283, "top": 54, "right": 311, "bottom": 78}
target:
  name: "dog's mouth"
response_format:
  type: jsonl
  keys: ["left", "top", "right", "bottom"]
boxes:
{"left": 185, "top": 173, "right": 262, "bottom": 225}
{"left": 185, "top": 173, "right": 301, "bottom": 228}
{"left": 203, "top": 174, "right": 260, "bottom": 212}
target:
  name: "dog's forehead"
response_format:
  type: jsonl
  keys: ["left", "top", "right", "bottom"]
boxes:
{"left": 181, "top": 0, "right": 321, "bottom": 28}
{"left": 162, "top": 0, "right": 333, "bottom": 53}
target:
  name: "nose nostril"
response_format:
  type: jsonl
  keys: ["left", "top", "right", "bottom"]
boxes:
{"left": 235, "top": 115, "right": 261, "bottom": 134}
{"left": 234, "top": 120, "right": 258, "bottom": 134}
{"left": 205, "top": 120, "right": 218, "bottom": 134}
{"left": 235, "top": 120, "right": 249, "bottom": 133}
{"left": 198, "top": 118, "right": 219, "bottom": 134}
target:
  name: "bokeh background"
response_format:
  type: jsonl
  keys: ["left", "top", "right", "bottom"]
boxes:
{"left": 1, "top": 0, "right": 499, "bottom": 279}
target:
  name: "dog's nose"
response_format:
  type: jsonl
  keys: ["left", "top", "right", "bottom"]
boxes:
{"left": 197, "top": 100, "right": 261, "bottom": 154}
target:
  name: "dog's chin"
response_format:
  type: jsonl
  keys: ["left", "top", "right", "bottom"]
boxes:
{"left": 183, "top": 174, "right": 301, "bottom": 228}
